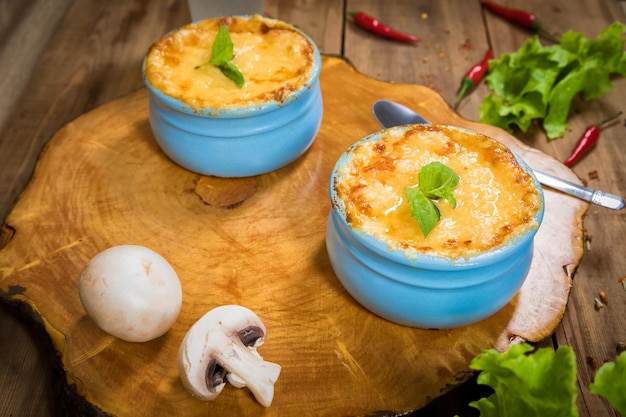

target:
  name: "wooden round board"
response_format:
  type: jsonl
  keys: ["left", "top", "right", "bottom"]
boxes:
{"left": 0, "top": 56, "right": 587, "bottom": 416}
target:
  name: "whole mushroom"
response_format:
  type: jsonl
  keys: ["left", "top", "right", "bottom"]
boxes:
{"left": 178, "top": 305, "right": 281, "bottom": 407}
{"left": 78, "top": 245, "right": 182, "bottom": 343}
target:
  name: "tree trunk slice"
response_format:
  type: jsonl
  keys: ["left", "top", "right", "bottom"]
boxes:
{"left": 0, "top": 56, "right": 587, "bottom": 417}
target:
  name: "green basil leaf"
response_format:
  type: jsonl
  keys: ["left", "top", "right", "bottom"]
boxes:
{"left": 418, "top": 161, "right": 459, "bottom": 208}
{"left": 196, "top": 25, "right": 245, "bottom": 88}
{"left": 405, "top": 187, "right": 440, "bottom": 237}
{"left": 405, "top": 162, "right": 459, "bottom": 237}
{"left": 217, "top": 61, "right": 245, "bottom": 88}
{"left": 210, "top": 25, "right": 234, "bottom": 63}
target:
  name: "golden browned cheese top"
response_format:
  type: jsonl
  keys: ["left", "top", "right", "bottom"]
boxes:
{"left": 144, "top": 15, "right": 315, "bottom": 109}
{"left": 333, "top": 125, "right": 543, "bottom": 259}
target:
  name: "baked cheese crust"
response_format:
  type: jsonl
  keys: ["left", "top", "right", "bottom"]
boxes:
{"left": 333, "top": 125, "right": 542, "bottom": 259}
{"left": 144, "top": 15, "right": 315, "bottom": 109}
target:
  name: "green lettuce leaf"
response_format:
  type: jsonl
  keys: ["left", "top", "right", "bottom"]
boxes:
{"left": 480, "top": 22, "right": 626, "bottom": 140}
{"left": 468, "top": 343, "right": 578, "bottom": 417}
{"left": 589, "top": 352, "right": 626, "bottom": 414}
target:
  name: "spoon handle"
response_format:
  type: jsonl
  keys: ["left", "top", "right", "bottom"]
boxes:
{"left": 533, "top": 170, "right": 624, "bottom": 210}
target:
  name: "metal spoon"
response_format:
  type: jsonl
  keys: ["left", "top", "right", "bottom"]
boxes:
{"left": 372, "top": 99, "right": 624, "bottom": 210}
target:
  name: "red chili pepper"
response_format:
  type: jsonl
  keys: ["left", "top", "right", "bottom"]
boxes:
{"left": 482, "top": 1, "right": 559, "bottom": 43}
{"left": 454, "top": 49, "right": 493, "bottom": 109}
{"left": 351, "top": 12, "right": 419, "bottom": 43}
{"left": 564, "top": 112, "right": 622, "bottom": 166}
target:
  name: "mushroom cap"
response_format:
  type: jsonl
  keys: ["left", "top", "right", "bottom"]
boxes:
{"left": 78, "top": 245, "right": 182, "bottom": 342}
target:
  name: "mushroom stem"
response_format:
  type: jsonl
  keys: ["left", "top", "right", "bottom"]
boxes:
{"left": 212, "top": 337, "right": 281, "bottom": 407}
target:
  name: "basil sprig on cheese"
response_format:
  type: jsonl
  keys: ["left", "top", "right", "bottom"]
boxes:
{"left": 196, "top": 25, "right": 244, "bottom": 88}
{"left": 405, "top": 161, "right": 459, "bottom": 237}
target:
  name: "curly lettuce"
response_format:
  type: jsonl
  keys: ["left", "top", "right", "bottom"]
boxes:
{"left": 480, "top": 22, "right": 626, "bottom": 140}
{"left": 468, "top": 343, "right": 578, "bottom": 417}
{"left": 463, "top": 344, "right": 626, "bottom": 417}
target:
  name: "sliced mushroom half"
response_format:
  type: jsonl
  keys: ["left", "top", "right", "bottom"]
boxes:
{"left": 178, "top": 305, "right": 281, "bottom": 407}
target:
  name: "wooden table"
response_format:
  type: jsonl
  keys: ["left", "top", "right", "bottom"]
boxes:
{"left": 1, "top": 1, "right": 624, "bottom": 416}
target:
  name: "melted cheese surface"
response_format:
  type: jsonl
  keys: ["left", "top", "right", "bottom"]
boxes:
{"left": 333, "top": 125, "right": 542, "bottom": 259}
{"left": 144, "top": 15, "right": 315, "bottom": 109}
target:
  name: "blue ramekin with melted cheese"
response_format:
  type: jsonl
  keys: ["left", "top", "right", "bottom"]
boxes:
{"left": 326, "top": 124, "right": 545, "bottom": 329}
{"left": 143, "top": 15, "right": 322, "bottom": 177}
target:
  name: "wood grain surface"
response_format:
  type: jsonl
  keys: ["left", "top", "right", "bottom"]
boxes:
{"left": 0, "top": 56, "right": 585, "bottom": 416}
{"left": 1, "top": 1, "right": 625, "bottom": 417}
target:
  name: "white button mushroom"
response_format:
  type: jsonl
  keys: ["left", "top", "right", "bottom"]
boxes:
{"left": 78, "top": 245, "right": 182, "bottom": 343}
{"left": 178, "top": 305, "right": 281, "bottom": 407}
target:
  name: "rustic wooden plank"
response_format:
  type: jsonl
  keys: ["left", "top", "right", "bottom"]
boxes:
{"left": 267, "top": 0, "right": 345, "bottom": 55}
{"left": 0, "top": 302, "right": 56, "bottom": 417}
{"left": 343, "top": 0, "right": 490, "bottom": 120}
{"left": 0, "top": 0, "right": 74, "bottom": 134}
{"left": 0, "top": 1, "right": 73, "bottom": 414}
{"left": 0, "top": 0, "right": 190, "bottom": 223}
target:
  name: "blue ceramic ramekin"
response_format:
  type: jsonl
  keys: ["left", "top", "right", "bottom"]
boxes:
{"left": 326, "top": 126, "right": 545, "bottom": 329}
{"left": 142, "top": 18, "right": 322, "bottom": 178}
